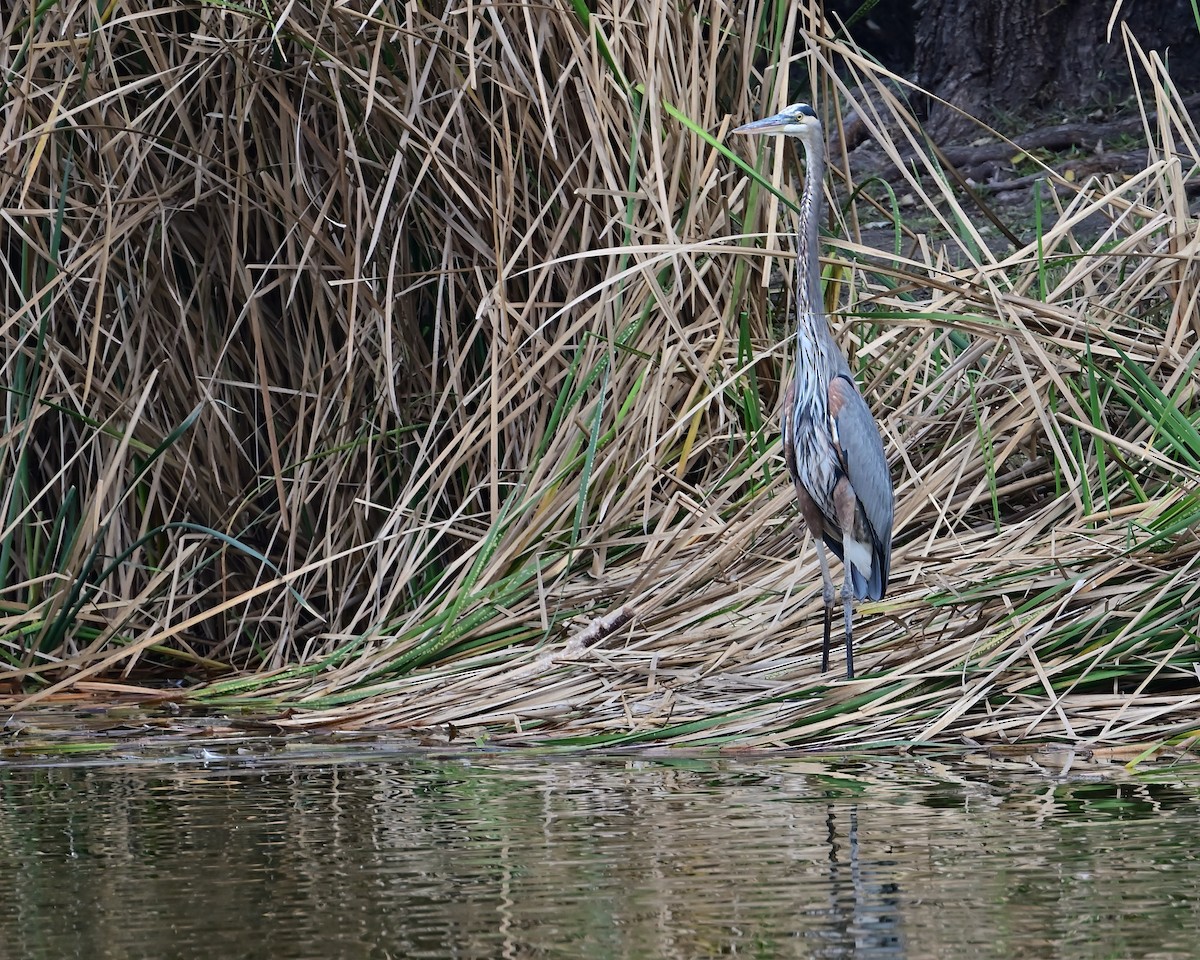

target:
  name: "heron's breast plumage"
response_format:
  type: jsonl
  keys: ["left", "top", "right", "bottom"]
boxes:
{"left": 784, "top": 363, "right": 843, "bottom": 528}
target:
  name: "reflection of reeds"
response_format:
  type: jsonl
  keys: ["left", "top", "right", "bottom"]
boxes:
{"left": 2, "top": 753, "right": 1196, "bottom": 957}
{"left": 2, "top": 3, "right": 1197, "bottom": 747}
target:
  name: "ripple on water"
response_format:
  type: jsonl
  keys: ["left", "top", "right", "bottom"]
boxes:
{"left": 0, "top": 749, "right": 1197, "bottom": 959}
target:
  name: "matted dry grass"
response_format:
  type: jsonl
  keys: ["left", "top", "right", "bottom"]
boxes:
{"left": 1, "top": 1, "right": 1198, "bottom": 750}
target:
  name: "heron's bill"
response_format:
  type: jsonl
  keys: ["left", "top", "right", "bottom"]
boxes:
{"left": 731, "top": 115, "right": 792, "bottom": 135}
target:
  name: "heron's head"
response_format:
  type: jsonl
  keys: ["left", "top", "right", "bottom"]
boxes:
{"left": 732, "top": 102, "right": 820, "bottom": 142}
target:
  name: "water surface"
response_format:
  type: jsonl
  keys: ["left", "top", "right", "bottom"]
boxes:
{"left": 1, "top": 735, "right": 1197, "bottom": 959}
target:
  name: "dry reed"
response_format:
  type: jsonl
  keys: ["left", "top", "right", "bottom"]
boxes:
{"left": 1, "top": 1, "right": 1198, "bottom": 751}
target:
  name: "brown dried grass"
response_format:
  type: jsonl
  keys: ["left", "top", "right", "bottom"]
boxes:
{"left": 1, "top": 2, "right": 1198, "bottom": 750}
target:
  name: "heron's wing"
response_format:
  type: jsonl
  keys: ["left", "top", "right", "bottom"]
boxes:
{"left": 828, "top": 375, "right": 894, "bottom": 596}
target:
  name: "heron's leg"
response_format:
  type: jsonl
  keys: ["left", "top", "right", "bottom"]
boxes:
{"left": 830, "top": 479, "right": 861, "bottom": 681}
{"left": 812, "top": 540, "right": 836, "bottom": 673}
{"left": 795, "top": 487, "right": 836, "bottom": 673}
{"left": 841, "top": 571, "right": 855, "bottom": 680}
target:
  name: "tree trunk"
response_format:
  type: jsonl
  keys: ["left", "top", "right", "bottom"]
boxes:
{"left": 908, "top": 0, "right": 1200, "bottom": 139}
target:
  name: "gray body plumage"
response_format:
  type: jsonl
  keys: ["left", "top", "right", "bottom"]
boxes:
{"left": 735, "top": 102, "right": 894, "bottom": 678}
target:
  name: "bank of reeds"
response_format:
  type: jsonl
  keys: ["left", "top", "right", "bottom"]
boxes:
{"left": 2, "top": 1, "right": 1198, "bottom": 750}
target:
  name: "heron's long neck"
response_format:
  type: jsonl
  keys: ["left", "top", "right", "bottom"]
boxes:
{"left": 793, "top": 134, "right": 848, "bottom": 381}
{"left": 795, "top": 134, "right": 825, "bottom": 328}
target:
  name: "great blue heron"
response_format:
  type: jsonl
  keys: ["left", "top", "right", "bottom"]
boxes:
{"left": 734, "top": 102, "right": 894, "bottom": 680}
